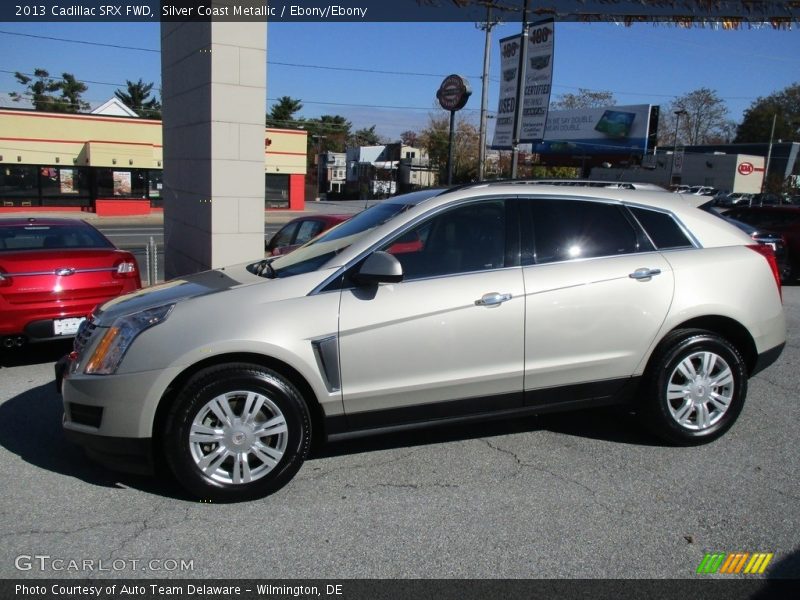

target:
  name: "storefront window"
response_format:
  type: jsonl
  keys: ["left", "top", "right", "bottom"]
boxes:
{"left": 95, "top": 168, "right": 147, "bottom": 198}
{"left": 265, "top": 174, "right": 289, "bottom": 209}
{"left": 40, "top": 166, "right": 91, "bottom": 207}
{"left": 0, "top": 165, "right": 39, "bottom": 206}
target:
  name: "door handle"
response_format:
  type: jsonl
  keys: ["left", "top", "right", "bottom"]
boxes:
{"left": 629, "top": 268, "right": 662, "bottom": 280}
{"left": 475, "top": 292, "right": 512, "bottom": 307}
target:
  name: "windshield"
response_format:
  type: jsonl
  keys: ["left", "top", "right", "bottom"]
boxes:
{"left": 253, "top": 189, "right": 443, "bottom": 278}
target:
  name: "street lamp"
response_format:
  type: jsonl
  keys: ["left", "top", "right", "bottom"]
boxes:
{"left": 669, "top": 109, "right": 688, "bottom": 187}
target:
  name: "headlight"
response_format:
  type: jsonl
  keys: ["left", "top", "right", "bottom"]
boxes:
{"left": 84, "top": 304, "right": 175, "bottom": 375}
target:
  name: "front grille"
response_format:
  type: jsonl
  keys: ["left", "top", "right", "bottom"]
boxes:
{"left": 68, "top": 403, "right": 103, "bottom": 428}
{"left": 73, "top": 319, "right": 97, "bottom": 353}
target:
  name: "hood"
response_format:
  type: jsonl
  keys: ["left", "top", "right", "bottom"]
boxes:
{"left": 93, "top": 262, "right": 261, "bottom": 325}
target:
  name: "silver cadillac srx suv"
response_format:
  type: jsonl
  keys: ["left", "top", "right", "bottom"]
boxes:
{"left": 58, "top": 183, "right": 786, "bottom": 501}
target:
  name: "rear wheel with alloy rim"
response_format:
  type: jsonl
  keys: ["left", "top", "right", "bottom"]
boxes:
{"left": 163, "top": 364, "right": 311, "bottom": 502}
{"left": 641, "top": 329, "right": 747, "bottom": 445}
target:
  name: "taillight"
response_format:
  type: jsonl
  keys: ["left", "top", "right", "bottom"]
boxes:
{"left": 114, "top": 260, "right": 138, "bottom": 279}
{"left": 747, "top": 244, "right": 782, "bottom": 300}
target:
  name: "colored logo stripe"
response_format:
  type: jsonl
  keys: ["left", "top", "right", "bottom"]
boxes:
{"left": 697, "top": 553, "right": 726, "bottom": 574}
{"left": 745, "top": 553, "right": 774, "bottom": 574}
{"left": 697, "top": 552, "right": 774, "bottom": 574}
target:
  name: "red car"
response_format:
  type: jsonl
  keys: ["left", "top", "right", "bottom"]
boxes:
{"left": 725, "top": 206, "right": 800, "bottom": 282}
{"left": 266, "top": 214, "right": 350, "bottom": 256}
{"left": 0, "top": 218, "right": 141, "bottom": 347}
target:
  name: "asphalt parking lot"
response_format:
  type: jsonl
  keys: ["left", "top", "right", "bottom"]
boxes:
{"left": 0, "top": 287, "right": 798, "bottom": 580}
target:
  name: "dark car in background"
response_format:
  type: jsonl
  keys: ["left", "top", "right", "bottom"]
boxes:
{"left": 265, "top": 214, "right": 350, "bottom": 256}
{"left": 0, "top": 218, "right": 142, "bottom": 348}
{"left": 725, "top": 206, "right": 800, "bottom": 283}
{"left": 700, "top": 202, "right": 792, "bottom": 283}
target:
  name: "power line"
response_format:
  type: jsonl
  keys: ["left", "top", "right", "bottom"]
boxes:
{"left": 0, "top": 29, "right": 160, "bottom": 52}
{"left": 0, "top": 30, "right": 489, "bottom": 81}
{"left": 1, "top": 88, "right": 483, "bottom": 115}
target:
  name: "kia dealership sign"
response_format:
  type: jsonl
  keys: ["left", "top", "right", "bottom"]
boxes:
{"left": 738, "top": 162, "right": 755, "bottom": 175}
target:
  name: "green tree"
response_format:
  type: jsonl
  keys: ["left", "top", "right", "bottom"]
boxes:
{"left": 735, "top": 83, "right": 800, "bottom": 143}
{"left": 10, "top": 69, "right": 90, "bottom": 113}
{"left": 59, "top": 73, "right": 90, "bottom": 113}
{"left": 419, "top": 114, "right": 479, "bottom": 183}
{"left": 551, "top": 88, "right": 616, "bottom": 110}
{"left": 304, "top": 115, "right": 352, "bottom": 152}
{"left": 9, "top": 69, "right": 63, "bottom": 112}
{"left": 115, "top": 78, "right": 161, "bottom": 118}
{"left": 349, "top": 125, "right": 381, "bottom": 147}
{"left": 266, "top": 96, "right": 304, "bottom": 128}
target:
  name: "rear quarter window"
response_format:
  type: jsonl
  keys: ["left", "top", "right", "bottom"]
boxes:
{"left": 629, "top": 207, "right": 693, "bottom": 249}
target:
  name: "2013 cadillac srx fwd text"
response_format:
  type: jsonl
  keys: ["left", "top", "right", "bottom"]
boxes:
{"left": 57, "top": 183, "right": 786, "bottom": 501}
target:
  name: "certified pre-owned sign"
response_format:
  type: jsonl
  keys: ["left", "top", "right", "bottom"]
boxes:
{"left": 437, "top": 74, "right": 471, "bottom": 112}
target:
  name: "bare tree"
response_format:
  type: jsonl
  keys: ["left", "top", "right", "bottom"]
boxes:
{"left": 551, "top": 88, "right": 616, "bottom": 110}
{"left": 659, "top": 88, "right": 735, "bottom": 146}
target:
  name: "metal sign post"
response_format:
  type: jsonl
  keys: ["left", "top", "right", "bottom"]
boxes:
{"left": 436, "top": 74, "right": 472, "bottom": 185}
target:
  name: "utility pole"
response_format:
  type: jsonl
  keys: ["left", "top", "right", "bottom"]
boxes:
{"left": 510, "top": 0, "right": 530, "bottom": 178}
{"left": 668, "top": 109, "right": 687, "bottom": 187}
{"left": 476, "top": 6, "right": 497, "bottom": 181}
{"left": 762, "top": 113, "right": 777, "bottom": 193}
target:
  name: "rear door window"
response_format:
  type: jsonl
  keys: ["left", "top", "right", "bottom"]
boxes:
{"left": 527, "top": 199, "right": 643, "bottom": 264}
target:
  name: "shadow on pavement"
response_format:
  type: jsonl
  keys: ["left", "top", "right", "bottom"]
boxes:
{"left": 0, "top": 381, "right": 188, "bottom": 500}
{"left": 0, "top": 340, "right": 72, "bottom": 368}
{"left": 314, "top": 405, "right": 660, "bottom": 461}
{"left": 1, "top": 363, "right": 659, "bottom": 501}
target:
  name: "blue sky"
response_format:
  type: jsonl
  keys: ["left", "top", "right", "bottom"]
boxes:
{"left": 0, "top": 21, "right": 798, "bottom": 140}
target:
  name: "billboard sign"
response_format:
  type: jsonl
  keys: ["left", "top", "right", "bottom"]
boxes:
{"left": 492, "top": 20, "right": 555, "bottom": 149}
{"left": 530, "top": 104, "right": 655, "bottom": 155}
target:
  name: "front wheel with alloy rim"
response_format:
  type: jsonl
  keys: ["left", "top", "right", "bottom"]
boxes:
{"left": 640, "top": 329, "right": 748, "bottom": 445}
{"left": 163, "top": 364, "right": 312, "bottom": 502}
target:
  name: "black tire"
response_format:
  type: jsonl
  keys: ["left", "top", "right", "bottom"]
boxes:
{"left": 640, "top": 329, "right": 747, "bottom": 446}
{"left": 163, "top": 363, "right": 311, "bottom": 502}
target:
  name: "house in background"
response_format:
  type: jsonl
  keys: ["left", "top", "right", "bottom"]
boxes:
{"left": 319, "top": 151, "right": 347, "bottom": 196}
{"left": 345, "top": 143, "right": 436, "bottom": 198}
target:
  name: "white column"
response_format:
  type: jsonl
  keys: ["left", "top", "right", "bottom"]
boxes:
{"left": 161, "top": 13, "right": 266, "bottom": 278}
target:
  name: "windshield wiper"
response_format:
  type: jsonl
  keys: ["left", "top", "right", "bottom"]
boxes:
{"left": 254, "top": 258, "right": 276, "bottom": 278}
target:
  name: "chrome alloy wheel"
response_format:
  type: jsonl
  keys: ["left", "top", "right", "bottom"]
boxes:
{"left": 188, "top": 391, "right": 288, "bottom": 485}
{"left": 666, "top": 351, "right": 734, "bottom": 431}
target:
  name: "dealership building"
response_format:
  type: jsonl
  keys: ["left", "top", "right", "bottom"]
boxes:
{"left": 0, "top": 107, "right": 307, "bottom": 216}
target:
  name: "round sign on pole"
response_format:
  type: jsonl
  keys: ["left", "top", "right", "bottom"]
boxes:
{"left": 437, "top": 74, "right": 472, "bottom": 112}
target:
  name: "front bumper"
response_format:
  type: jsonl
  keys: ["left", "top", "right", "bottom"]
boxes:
{"left": 63, "top": 429, "right": 154, "bottom": 475}
{"left": 59, "top": 355, "right": 182, "bottom": 474}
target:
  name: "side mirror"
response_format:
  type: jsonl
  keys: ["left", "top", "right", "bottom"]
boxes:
{"left": 353, "top": 251, "right": 403, "bottom": 285}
